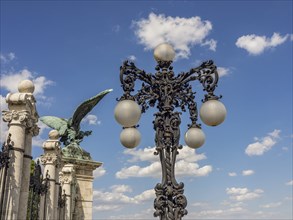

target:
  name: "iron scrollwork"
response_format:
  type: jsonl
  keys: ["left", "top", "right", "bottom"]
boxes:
{"left": 118, "top": 59, "right": 221, "bottom": 220}
{"left": 27, "top": 160, "right": 50, "bottom": 220}
{"left": 0, "top": 134, "right": 13, "bottom": 218}
{"left": 0, "top": 134, "right": 12, "bottom": 170}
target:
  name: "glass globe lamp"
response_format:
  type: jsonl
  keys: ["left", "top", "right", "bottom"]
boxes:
{"left": 120, "top": 127, "right": 141, "bottom": 148}
{"left": 154, "top": 43, "right": 175, "bottom": 62}
{"left": 200, "top": 100, "right": 226, "bottom": 126}
{"left": 114, "top": 100, "right": 141, "bottom": 127}
{"left": 184, "top": 127, "right": 205, "bottom": 149}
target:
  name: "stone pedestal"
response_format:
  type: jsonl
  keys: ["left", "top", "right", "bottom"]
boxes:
{"left": 40, "top": 130, "right": 62, "bottom": 220}
{"left": 1, "top": 80, "right": 39, "bottom": 220}
{"left": 59, "top": 164, "right": 76, "bottom": 220}
{"left": 62, "top": 157, "right": 101, "bottom": 220}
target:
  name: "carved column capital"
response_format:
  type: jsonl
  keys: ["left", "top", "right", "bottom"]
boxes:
{"left": 41, "top": 152, "right": 59, "bottom": 165}
{"left": 3, "top": 90, "right": 39, "bottom": 128}
{"left": 41, "top": 131, "right": 62, "bottom": 167}
{"left": 2, "top": 110, "right": 30, "bottom": 126}
{"left": 59, "top": 164, "right": 76, "bottom": 185}
{"left": 28, "top": 124, "right": 40, "bottom": 136}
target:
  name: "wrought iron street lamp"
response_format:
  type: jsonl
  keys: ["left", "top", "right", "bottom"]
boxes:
{"left": 115, "top": 43, "right": 226, "bottom": 220}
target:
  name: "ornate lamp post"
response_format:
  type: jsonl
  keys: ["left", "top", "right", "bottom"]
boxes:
{"left": 114, "top": 43, "right": 226, "bottom": 220}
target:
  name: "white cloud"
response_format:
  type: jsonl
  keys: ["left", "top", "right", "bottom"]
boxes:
{"left": 228, "top": 172, "right": 237, "bottom": 177}
{"left": 107, "top": 208, "right": 154, "bottom": 219}
{"left": 116, "top": 146, "right": 212, "bottom": 179}
{"left": 110, "top": 184, "right": 132, "bottom": 193}
{"left": 260, "top": 202, "right": 282, "bottom": 208}
{"left": 82, "top": 114, "right": 101, "bottom": 125}
{"left": 201, "top": 39, "right": 217, "bottom": 51}
{"left": 93, "top": 166, "right": 106, "bottom": 178}
{"left": 112, "top": 25, "right": 120, "bottom": 33}
{"left": 94, "top": 205, "right": 121, "bottom": 212}
{"left": 32, "top": 120, "right": 50, "bottom": 147}
{"left": 218, "top": 67, "right": 231, "bottom": 77}
{"left": 226, "top": 187, "right": 263, "bottom": 201}
{"left": 245, "top": 129, "right": 281, "bottom": 156}
{"left": 133, "top": 13, "right": 215, "bottom": 59}
{"left": 242, "top": 169, "right": 254, "bottom": 176}
{"left": 285, "top": 180, "right": 293, "bottom": 186}
{"left": 282, "top": 147, "right": 288, "bottom": 151}
{"left": 116, "top": 162, "right": 161, "bottom": 179}
{"left": 0, "top": 65, "right": 54, "bottom": 142}
{"left": 124, "top": 147, "right": 159, "bottom": 163}
{"left": 191, "top": 202, "right": 209, "bottom": 207}
{"left": 127, "top": 55, "right": 137, "bottom": 61}
{"left": 0, "top": 52, "right": 16, "bottom": 63}
{"left": 0, "top": 95, "right": 8, "bottom": 142}
{"left": 236, "top": 32, "right": 289, "bottom": 55}
{"left": 93, "top": 185, "right": 154, "bottom": 210}
{"left": 188, "top": 206, "right": 247, "bottom": 219}
{"left": 0, "top": 69, "right": 54, "bottom": 99}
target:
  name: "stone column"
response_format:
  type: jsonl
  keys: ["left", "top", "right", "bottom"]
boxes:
{"left": 18, "top": 110, "right": 39, "bottom": 219}
{"left": 59, "top": 164, "right": 76, "bottom": 220}
{"left": 40, "top": 130, "right": 62, "bottom": 220}
{"left": 62, "top": 158, "right": 102, "bottom": 220}
{"left": 1, "top": 80, "right": 39, "bottom": 220}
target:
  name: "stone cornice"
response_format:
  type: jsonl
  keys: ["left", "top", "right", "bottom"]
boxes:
{"left": 62, "top": 157, "right": 102, "bottom": 170}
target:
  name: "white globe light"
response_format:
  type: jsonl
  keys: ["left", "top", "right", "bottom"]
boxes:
{"left": 184, "top": 127, "right": 205, "bottom": 149}
{"left": 200, "top": 100, "right": 227, "bottom": 126}
{"left": 120, "top": 127, "right": 141, "bottom": 148}
{"left": 114, "top": 100, "right": 141, "bottom": 127}
{"left": 154, "top": 43, "right": 176, "bottom": 62}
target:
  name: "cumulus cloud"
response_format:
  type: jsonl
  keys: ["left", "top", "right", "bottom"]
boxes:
{"left": 245, "top": 129, "right": 281, "bottom": 156}
{"left": 94, "top": 204, "right": 121, "bottom": 212}
{"left": 228, "top": 172, "right": 237, "bottom": 177}
{"left": 201, "top": 39, "right": 217, "bottom": 51}
{"left": 226, "top": 187, "right": 263, "bottom": 201}
{"left": 82, "top": 114, "right": 101, "bottom": 125}
{"left": 132, "top": 13, "right": 215, "bottom": 59}
{"left": 116, "top": 146, "right": 212, "bottom": 179}
{"left": 236, "top": 33, "right": 289, "bottom": 55}
{"left": 0, "top": 52, "right": 16, "bottom": 63}
{"left": 0, "top": 95, "right": 8, "bottom": 142}
{"left": 1, "top": 69, "right": 53, "bottom": 96}
{"left": 32, "top": 121, "right": 50, "bottom": 147}
{"left": 218, "top": 67, "right": 231, "bottom": 77}
{"left": 285, "top": 180, "right": 293, "bottom": 186}
{"left": 93, "top": 166, "right": 106, "bottom": 179}
{"left": 242, "top": 169, "right": 254, "bottom": 176}
{"left": 93, "top": 185, "right": 154, "bottom": 212}
{"left": 0, "top": 68, "right": 54, "bottom": 143}
{"left": 127, "top": 55, "right": 137, "bottom": 62}
{"left": 260, "top": 202, "right": 282, "bottom": 208}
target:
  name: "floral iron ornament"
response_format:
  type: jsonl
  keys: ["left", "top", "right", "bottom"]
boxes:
{"left": 115, "top": 43, "right": 226, "bottom": 220}
{"left": 40, "top": 89, "right": 112, "bottom": 160}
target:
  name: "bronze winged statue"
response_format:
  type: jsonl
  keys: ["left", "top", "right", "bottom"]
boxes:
{"left": 40, "top": 89, "right": 112, "bottom": 160}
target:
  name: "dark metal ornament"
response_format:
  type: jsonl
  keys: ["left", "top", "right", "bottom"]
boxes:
{"left": 118, "top": 59, "right": 221, "bottom": 219}
{"left": 0, "top": 134, "right": 13, "bottom": 219}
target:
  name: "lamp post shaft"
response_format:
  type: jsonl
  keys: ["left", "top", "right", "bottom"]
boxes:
{"left": 153, "top": 110, "right": 187, "bottom": 220}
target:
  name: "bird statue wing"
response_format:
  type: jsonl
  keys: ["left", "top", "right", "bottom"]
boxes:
{"left": 40, "top": 116, "right": 68, "bottom": 136}
{"left": 71, "top": 89, "right": 112, "bottom": 132}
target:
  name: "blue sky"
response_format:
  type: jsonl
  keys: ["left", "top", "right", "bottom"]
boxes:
{"left": 1, "top": 1, "right": 292, "bottom": 219}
